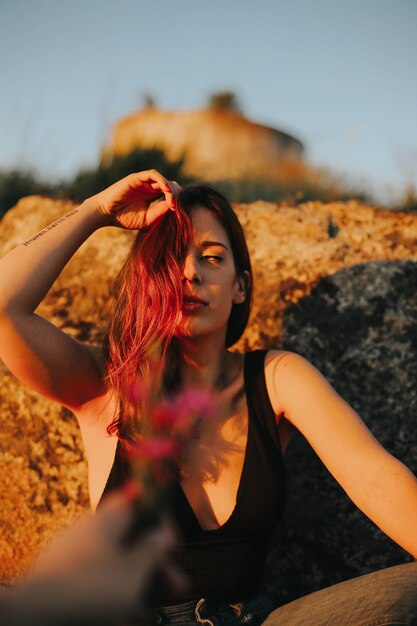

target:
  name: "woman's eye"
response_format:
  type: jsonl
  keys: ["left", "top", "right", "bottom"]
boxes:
{"left": 201, "top": 255, "right": 223, "bottom": 262}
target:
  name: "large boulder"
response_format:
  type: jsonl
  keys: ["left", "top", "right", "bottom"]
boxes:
{"left": 1, "top": 195, "right": 417, "bottom": 595}
{"left": 266, "top": 260, "right": 417, "bottom": 604}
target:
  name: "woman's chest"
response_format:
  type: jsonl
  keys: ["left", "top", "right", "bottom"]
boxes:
{"left": 77, "top": 350, "right": 291, "bottom": 515}
{"left": 178, "top": 396, "right": 249, "bottom": 530}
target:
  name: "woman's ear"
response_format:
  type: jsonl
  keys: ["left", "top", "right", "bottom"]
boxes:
{"left": 233, "top": 270, "right": 250, "bottom": 304}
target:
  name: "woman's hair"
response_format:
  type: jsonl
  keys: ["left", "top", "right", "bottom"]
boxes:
{"left": 104, "top": 184, "right": 253, "bottom": 441}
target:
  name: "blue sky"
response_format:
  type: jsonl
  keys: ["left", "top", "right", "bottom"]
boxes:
{"left": 1, "top": 0, "right": 416, "bottom": 204}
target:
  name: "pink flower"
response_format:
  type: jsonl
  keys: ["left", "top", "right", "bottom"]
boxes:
{"left": 122, "top": 479, "right": 143, "bottom": 501}
{"left": 148, "top": 388, "right": 217, "bottom": 437}
{"left": 128, "top": 379, "right": 151, "bottom": 404}
{"left": 130, "top": 437, "right": 180, "bottom": 461}
{"left": 150, "top": 463, "right": 175, "bottom": 486}
{"left": 151, "top": 403, "right": 178, "bottom": 430}
{"left": 171, "top": 388, "right": 216, "bottom": 417}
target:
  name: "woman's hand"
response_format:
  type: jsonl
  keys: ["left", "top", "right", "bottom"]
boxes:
{"left": 6, "top": 487, "right": 186, "bottom": 626}
{"left": 89, "top": 169, "right": 182, "bottom": 230}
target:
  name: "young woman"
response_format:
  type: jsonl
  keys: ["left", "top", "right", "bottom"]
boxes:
{"left": 0, "top": 169, "right": 416, "bottom": 625}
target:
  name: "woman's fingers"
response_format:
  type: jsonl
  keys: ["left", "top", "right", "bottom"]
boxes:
{"left": 146, "top": 199, "right": 172, "bottom": 222}
{"left": 92, "top": 169, "right": 179, "bottom": 229}
{"left": 123, "top": 521, "right": 185, "bottom": 605}
{"left": 135, "top": 169, "right": 175, "bottom": 209}
{"left": 150, "top": 180, "right": 174, "bottom": 209}
{"left": 161, "top": 560, "right": 189, "bottom": 595}
{"left": 160, "top": 180, "right": 182, "bottom": 212}
{"left": 168, "top": 181, "right": 182, "bottom": 205}
{"left": 94, "top": 489, "right": 136, "bottom": 543}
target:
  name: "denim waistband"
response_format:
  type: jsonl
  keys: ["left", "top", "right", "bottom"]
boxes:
{"left": 156, "top": 590, "right": 278, "bottom": 625}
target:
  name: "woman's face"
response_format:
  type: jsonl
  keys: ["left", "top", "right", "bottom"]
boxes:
{"left": 174, "top": 205, "right": 247, "bottom": 342}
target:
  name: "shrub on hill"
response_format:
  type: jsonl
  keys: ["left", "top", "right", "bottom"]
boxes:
{"left": 0, "top": 149, "right": 187, "bottom": 218}
{"left": 5, "top": 146, "right": 416, "bottom": 216}
{"left": 0, "top": 169, "right": 56, "bottom": 218}
{"left": 62, "top": 148, "right": 187, "bottom": 203}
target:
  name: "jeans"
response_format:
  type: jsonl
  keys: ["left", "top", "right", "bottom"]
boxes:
{"left": 155, "top": 561, "right": 417, "bottom": 626}
{"left": 156, "top": 589, "right": 277, "bottom": 626}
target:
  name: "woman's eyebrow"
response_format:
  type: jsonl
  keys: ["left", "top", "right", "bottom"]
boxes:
{"left": 200, "top": 240, "right": 229, "bottom": 250}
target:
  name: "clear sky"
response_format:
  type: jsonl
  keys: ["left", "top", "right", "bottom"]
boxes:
{"left": 1, "top": 0, "right": 416, "bottom": 204}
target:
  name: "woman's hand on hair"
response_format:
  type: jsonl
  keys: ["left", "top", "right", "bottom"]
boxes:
{"left": 88, "top": 170, "right": 182, "bottom": 230}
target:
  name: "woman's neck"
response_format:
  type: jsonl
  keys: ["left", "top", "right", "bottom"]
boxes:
{"left": 176, "top": 335, "right": 235, "bottom": 390}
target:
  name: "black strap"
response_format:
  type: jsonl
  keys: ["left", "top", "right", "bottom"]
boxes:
{"left": 243, "top": 349, "right": 283, "bottom": 456}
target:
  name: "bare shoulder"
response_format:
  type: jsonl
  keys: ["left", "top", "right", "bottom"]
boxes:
{"left": 265, "top": 349, "right": 323, "bottom": 380}
{"left": 265, "top": 349, "right": 333, "bottom": 408}
{"left": 264, "top": 349, "right": 308, "bottom": 414}
{"left": 264, "top": 349, "right": 367, "bottom": 445}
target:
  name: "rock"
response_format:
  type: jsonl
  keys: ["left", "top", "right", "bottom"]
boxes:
{"left": 0, "top": 197, "right": 136, "bottom": 581}
{"left": 1, "top": 195, "right": 417, "bottom": 592}
{"left": 265, "top": 260, "right": 417, "bottom": 604}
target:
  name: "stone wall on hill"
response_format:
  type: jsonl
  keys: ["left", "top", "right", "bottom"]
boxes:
{"left": 1, "top": 195, "right": 416, "bottom": 602}
{"left": 101, "top": 107, "right": 304, "bottom": 181}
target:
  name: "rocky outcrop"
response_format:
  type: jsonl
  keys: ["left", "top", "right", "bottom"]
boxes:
{"left": 1, "top": 195, "right": 417, "bottom": 601}
{"left": 101, "top": 107, "right": 304, "bottom": 181}
{"left": 267, "top": 260, "right": 417, "bottom": 604}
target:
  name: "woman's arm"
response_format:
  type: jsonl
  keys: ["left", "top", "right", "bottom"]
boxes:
{"left": 0, "top": 170, "right": 179, "bottom": 411}
{"left": 0, "top": 201, "right": 109, "bottom": 409}
{"left": 269, "top": 350, "right": 417, "bottom": 558}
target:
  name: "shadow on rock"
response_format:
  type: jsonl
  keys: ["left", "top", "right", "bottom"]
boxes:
{"left": 266, "top": 260, "right": 417, "bottom": 605}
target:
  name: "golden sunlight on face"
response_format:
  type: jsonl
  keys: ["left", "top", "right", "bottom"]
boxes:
{"left": 175, "top": 206, "right": 244, "bottom": 342}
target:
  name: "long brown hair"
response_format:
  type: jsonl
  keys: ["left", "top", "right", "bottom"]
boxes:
{"left": 104, "top": 185, "right": 253, "bottom": 442}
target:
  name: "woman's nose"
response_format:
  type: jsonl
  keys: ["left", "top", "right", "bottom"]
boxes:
{"left": 181, "top": 254, "right": 202, "bottom": 283}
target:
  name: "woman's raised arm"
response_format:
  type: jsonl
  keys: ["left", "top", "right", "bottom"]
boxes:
{"left": 0, "top": 170, "right": 179, "bottom": 411}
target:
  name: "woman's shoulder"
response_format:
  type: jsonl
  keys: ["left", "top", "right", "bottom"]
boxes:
{"left": 242, "top": 347, "right": 302, "bottom": 362}
{"left": 264, "top": 348, "right": 312, "bottom": 370}
{"left": 262, "top": 349, "right": 312, "bottom": 416}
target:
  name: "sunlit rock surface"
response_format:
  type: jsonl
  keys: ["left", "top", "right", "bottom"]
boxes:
{"left": 1, "top": 196, "right": 417, "bottom": 602}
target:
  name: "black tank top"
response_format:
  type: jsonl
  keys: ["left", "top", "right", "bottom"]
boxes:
{"left": 99, "top": 349, "right": 287, "bottom": 603}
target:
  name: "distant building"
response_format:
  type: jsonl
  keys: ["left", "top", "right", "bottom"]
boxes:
{"left": 101, "top": 107, "right": 304, "bottom": 181}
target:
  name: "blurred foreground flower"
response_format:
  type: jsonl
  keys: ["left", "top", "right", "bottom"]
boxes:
{"left": 121, "top": 382, "right": 217, "bottom": 545}
{"left": 132, "top": 437, "right": 180, "bottom": 461}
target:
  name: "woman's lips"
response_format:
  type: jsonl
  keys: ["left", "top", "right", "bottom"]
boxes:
{"left": 181, "top": 296, "right": 208, "bottom": 313}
